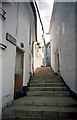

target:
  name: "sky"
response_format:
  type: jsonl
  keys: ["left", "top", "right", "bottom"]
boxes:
{"left": 36, "top": 0, "right": 54, "bottom": 43}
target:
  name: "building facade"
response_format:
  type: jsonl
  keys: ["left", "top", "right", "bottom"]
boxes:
{"left": 49, "top": 2, "right": 77, "bottom": 94}
{"left": 1, "top": 1, "right": 37, "bottom": 108}
{"left": 34, "top": 1, "right": 46, "bottom": 69}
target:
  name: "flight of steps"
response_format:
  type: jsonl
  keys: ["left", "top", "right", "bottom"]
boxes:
{"left": 28, "top": 76, "right": 69, "bottom": 97}
{"left": 2, "top": 67, "right": 77, "bottom": 120}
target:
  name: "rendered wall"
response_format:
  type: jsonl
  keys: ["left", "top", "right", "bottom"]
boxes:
{"left": 50, "top": 2, "right": 76, "bottom": 93}
{"left": 2, "top": 3, "right": 17, "bottom": 107}
{"left": 17, "top": 3, "right": 36, "bottom": 85}
{"left": 2, "top": 2, "right": 36, "bottom": 107}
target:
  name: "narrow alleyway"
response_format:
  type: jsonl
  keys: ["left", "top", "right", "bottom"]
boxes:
{"left": 2, "top": 67, "right": 77, "bottom": 120}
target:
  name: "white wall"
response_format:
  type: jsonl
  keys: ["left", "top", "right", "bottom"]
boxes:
{"left": 2, "top": 2, "right": 17, "bottom": 107}
{"left": 2, "top": 2, "right": 36, "bottom": 107}
{"left": 34, "top": 42, "right": 42, "bottom": 70}
{"left": 17, "top": 3, "right": 36, "bottom": 85}
{"left": 2, "top": 42, "right": 16, "bottom": 107}
{"left": 50, "top": 2, "right": 76, "bottom": 93}
{"left": 33, "top": 5, "right": 46, "bottom": 69}
{"left": 2, "top": 3, "right": 17, "bottom": 45}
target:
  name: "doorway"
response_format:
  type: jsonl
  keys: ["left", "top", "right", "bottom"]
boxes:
{"left": 14, "top": 48, "right": 24, "bottom": 93}
{"left": 57, "top": 53, "right": 60, "bottom": 73}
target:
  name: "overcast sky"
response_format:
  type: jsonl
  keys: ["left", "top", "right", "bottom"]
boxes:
{"left": 36, "top": 0, "right": 54, "bottom": 34}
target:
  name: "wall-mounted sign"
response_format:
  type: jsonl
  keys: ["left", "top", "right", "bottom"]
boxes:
{"left": 6, "top": 33, "right": 17, "bottom": 46}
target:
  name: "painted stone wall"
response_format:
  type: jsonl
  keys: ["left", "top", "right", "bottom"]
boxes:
{"left": 2, "top": 2, "right": 36, "bottom": 107}
{"left": 50, "top": 2, "right": 76, "bottom": 93}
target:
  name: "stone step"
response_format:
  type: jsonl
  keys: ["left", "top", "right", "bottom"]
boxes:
{"left": 13, "top": 100, "right": 77, "bottom": 107}
{"left": 13, "top": 97, "right": 77, "bottom": 107}
{"left": 31, "top": 77, "right": 60, "bottom": 80}
{"left": 31, "top": 79, "right": 62, "bottom": 83}
{"left": 2, "top": 117, "right": 77, "bottom": 120}
{"left": 30, "top": 83, "right": 64, "bottom": 87}
{"left": 2, "top": 67, "right": 77, "bottom": 119}
{"left": 3, "top": 106, "right": 77, "bottom": 118}
{"left": 33, "top": 76, "right": 56, "bottom": 78}
{"left": 28, "top": 87, "right": 67, "bottom": 91}
{"left": 27, "top": 91, "right": 70, "bottom": 97}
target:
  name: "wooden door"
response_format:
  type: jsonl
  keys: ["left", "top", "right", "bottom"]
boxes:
{"left": 14, "top": 48, "right": 24, "bottom": 92}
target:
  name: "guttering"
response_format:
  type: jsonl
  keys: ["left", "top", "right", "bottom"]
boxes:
{"left": 34, "top": 0, "right": 44, "bottom": 34}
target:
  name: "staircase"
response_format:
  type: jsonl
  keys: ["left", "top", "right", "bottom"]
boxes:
{"left": 2, "top": 67, "right": 77, "bottom": 120}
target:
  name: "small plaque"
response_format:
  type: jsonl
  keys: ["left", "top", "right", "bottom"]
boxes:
{"left": 6, "top": 33, "right": 17, "bottom": 46}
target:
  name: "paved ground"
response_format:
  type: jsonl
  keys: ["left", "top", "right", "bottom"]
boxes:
{"left": 2, "top": 67, "right": 77, "bottom": 120}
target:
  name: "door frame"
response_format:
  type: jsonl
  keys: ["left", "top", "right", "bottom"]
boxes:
{"left": 57, "top": 52, "right": 60, "bottom": 73}
{"left": 14, "top": 47, "right": 24, "bottom": 93}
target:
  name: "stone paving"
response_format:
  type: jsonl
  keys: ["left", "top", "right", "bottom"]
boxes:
{"left": 2, "top": 67, "right": 77, "bottom": 120}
